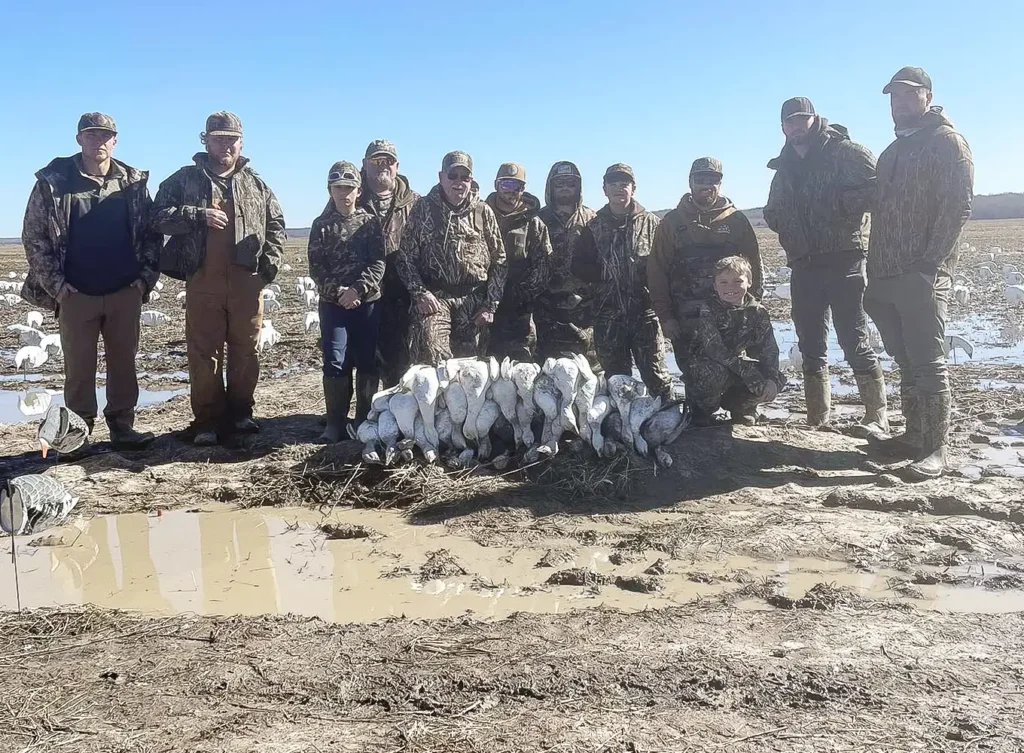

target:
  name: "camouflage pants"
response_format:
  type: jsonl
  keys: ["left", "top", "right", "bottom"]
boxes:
{"left": 485, "top": 307, "right": 535, "bottom": 362}
{"left": 409, "top": 292, "right": 485, "bottom": 364}
{"left": 594, "top": 306, "right": 672, "bottom": 398}
{"left": 534, "top": 304, "right": 596, "bottom": 364}
{"left": 685, "top": 357, "right": 761, "bottom": 418}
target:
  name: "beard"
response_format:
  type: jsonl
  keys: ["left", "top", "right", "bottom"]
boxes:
{"left": 787, "top": 131, "right": 811, "bottom": 146}
{"left": 369, "top": 172, "right": 396, "bottom": 194}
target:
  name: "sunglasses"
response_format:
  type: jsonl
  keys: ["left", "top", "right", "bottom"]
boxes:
{"left": 446, "top": 170, "right": 473, "bottom": 183}
{"left": 368, "top": 156, "right": 396, "bottom": 168}
{"left": 496, "top": 179, "right": 525, "bottom": 192}
{"left": 329, "top": 171, "right": 359, "bottom": 183}
{"left": 692, "top": 174, "right": 721, "bottom": 187}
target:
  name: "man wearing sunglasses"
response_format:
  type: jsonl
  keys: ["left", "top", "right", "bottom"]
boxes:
{"left": 483, "top": 162, "right": 551, "bottom": 361}
{"left": 359, "top": 139, "right": 420, "bottom": 387}
{"left": 396, "top": 151, "right": 506, "bottom": 363}
{"left": 535, "top": 161, "right": 598, "bottom": 363}
{"left": 571, "top": 164, "right": 672, "bottom": 399}
{"left": 648, "top": 158, "right": 763, "bottom": 382}
{"left": 153, "top": 112, "right": 286, "bottom": 446}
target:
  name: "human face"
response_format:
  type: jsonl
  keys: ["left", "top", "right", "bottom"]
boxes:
{"left": 551, "top": 175, "right": 580, "bottom": 206}
{"left": 714, "top": 268, "right": 749, "bottom": 306}
{"left": 330, "top": 184, "right": 359, "bottom": 214}
{"left": 889, "top": 84, "right": 932, "bottom": 129}
{"left": 495, "top": 179, "right": 525, "bottom": 211}
{"left": 440, "top": 167, "right": 473, "bottom": 204}
{"left": 782, "top": 114, "right": 815, "bottom": 146}
{"left": 364, "top": 154, "right": 398, "bottom": 194}
{"left": 76, "top": 129, "right": 116, "bottom": 164}
{"left": 603, "top": 178, "right": 634, "bottom": 213}
{"left": 206, "top": 134, "right": 242, "bottom": 170}
{"left": 690, "top": 173, "right": 721, "bottom": 209}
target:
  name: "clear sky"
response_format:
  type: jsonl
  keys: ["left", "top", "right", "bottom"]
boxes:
{"left": 2, "top": 0, "right": 1021, "bottom": 235}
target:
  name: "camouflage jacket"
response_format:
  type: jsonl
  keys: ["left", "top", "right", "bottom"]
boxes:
{"left": 647, "top": 195, "right": 763, "bottom": 325}
{"left": 21, "top": 155, "right": 162, "bottom": 311}
{"left": 692, "top": 294, "right": 783, "bottom": 392}
{"left": 484, "top": 191, "right": 551, "bottom": 312}
{"left": 395, "top": 185, "right": 507, "bottom": 312}
{"left": 869, "top": 107, "right": 974, "bottom": 279}
{"left": 764, "top": 119, "right": 875, "bottom": 266}
{"left": 152, "top": 153, "right": 286, "bottom": 283}
{"left": 307, "top": 206, "right": 386, "bottom": 304}
{"left": 537, "top": 161, "right": 597, "bottom": 298}
{"left": 571, "top": 201, "right": 659, "bottom": 313}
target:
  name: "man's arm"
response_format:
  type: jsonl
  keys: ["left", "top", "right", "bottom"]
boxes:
{"left": 352, "top": 217, "right": 387, "bottom": 300}
{"left": 22, "top": 181, "right": 65, "bottom": 300}
{"left": 737, "top": 215, "right": 764, "bottom": 299}
{"left": 138, "top": 184, "right": 163, "bottom": 294}
{"left": 151, "top": 169, "right": 205, "bottom": 235}
{"left": 647, "top": 220, "right": 676, "bottom": 323}
{"left": 258, "top": 185, "right": 286, "bottom": 284}
{"left": 481, "top": 205, "right": 507, "bottom": 314}
{"left": 570, "top": 225, "right": 602, "bottom": 283}
{"left": 515, "top": 218, "right": 552, "bottom": 308}
{"left": 395, "top": 204, "right": 428, "bottom": 298}
{"left": 307, "top": 220, "right": 341, "bottom": 301}
{"left": 920, "top": 133, "right": 974, "bottom": 274}
{"left": 836, "top": 141, "right": 877, "bottom": 219}
{"left": 762, "top": 171, "right": 783, "bottom": 233}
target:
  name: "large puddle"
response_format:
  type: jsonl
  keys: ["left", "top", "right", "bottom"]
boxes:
{"left": 1, "top": 507, "right": 1020, "bottom": 622}
{"left": 0, "top": 385, "right": 187, "bottom": 424}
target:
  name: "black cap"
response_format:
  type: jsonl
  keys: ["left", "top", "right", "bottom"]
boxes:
{"left": 883, "top": 66, "right": 932, "bottom": 94}
{"left": 781, "top": 97, "right": 815, "bottom": 122}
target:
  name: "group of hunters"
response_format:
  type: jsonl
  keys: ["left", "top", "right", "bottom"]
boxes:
{"left": 20, "top": 66, "right": 974, "bottom": 481}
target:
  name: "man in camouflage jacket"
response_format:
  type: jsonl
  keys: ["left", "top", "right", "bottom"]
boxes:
{"left": 152, "top": 112, "right": 286, "bottom": 445}
{"left": 535, "top": 161, "right": 598, "bottom": 363}
{"left": 863, "top": 67, "right": 974, "bottom": 480}
{"left": 21, "top": 112, "right": 161, "bottom": 449}
{"left": 572, "top": 164, "right": 672, "bottom": 399}
{"left": 764, "top": 97, "right": 887, "bottom": 435}
{"left": 396, "top": 151, "right": 507, "bottom": 363}
{"left": 484, "top": 162, "right": 551, "bottom": 361}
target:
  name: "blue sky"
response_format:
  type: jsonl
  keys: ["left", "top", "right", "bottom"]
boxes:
{"left": 2, "top": 1, "right": 1021, "bottom": 235}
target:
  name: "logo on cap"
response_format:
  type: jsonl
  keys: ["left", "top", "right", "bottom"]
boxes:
{"left": 442, "top": 151, "right": 473, "bottom": 173}
{"left": 365, "top": 139, "right": 397, "bottom": 159}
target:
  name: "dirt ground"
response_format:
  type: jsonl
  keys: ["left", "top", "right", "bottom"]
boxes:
{"left": 2, "top": 222, "right": 1024, "bottom": 752}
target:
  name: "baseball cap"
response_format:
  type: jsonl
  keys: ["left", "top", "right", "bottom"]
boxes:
{"left": 77, "top": 112, "right": 117, "bottom": 134}
{"left": 781, "top": 97, "right": 815, "bottom": 122}
{"left": 205, "top": 111, "right": 243, "bottom": 137}
{"left": 603, "top": 163, "right": 635, "bottom": 182}
{"left": 495, "top": 162, "right": 526, "bottom": 184}
{"left": 442, "top": 150, "right": 473, "bottom": 174}
{"left": 883, "top": 66, "right": 932, "bottom": 94}
{"left": 365, "top": 139, "right": 397, "bottom": 160}
{"left": 327, "top": 161, "right": 361, "bottom": 187}
{"left": 690, "top": 157, "right": 723, "bottom": 177}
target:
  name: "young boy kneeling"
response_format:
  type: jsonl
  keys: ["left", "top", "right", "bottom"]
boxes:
{"left": 686, "top": 256, "right": 784, "bottom": 426}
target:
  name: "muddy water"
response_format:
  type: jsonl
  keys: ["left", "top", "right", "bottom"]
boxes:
{"left": 1, "top": 508, "right": 1020, "bottom": 622}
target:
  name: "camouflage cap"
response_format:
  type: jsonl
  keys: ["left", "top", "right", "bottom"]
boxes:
{"left": 205, "top": 111, "right": 243, "bottom": 137}
{"left": 327, "top": 161, "right": 361, "bottom": 187}
{"left": 689, "top": 157, "right": 723, "bottom": 177}
{"left": 495, "top": 162, "right": 526, "bottom": 184}
{"left": 442, "top": 150, "right": 473, "bottom": 174}
{"left": 77, "top": 112, "right": 117, "bottom": 134}
{"left": 365, "top": 139, "right": 398, "bottom": 160}
{"left": 603, "top": 163, "right": 635, "bottom": 183}
{"left": 883, "top": 66, "right": 932, "bottom": 94}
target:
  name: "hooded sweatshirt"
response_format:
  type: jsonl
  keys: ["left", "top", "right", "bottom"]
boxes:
{"left": 307, "top": 205, "right": 385, "bottom": 304}
{"left": 395, "top": 184, "right": 507, "bottom": 312}
{"left": 537, "top": 161, "right": 597, "bottom": 297}
{"left": 647, "top": 194, "right": 763, "bottom": 325}
{"left": 764, "top": 117, "right": 875, "bottom": 265}
{"left": 692, "top": 293, "right": 783, "bottom": 392}
{"left": 485, "top": 191, "right": 551, "bottom": 311}
{"left": 868, "top": 107, "right": 974, "bottom": 279}
{"left": 357, "top": 172, "right": 419, "bottom": 300}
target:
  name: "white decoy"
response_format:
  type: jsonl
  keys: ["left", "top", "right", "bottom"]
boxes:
{"left": 37, "top": 404, "right": 90, "bottom": 457}
{"left": 776, "top": 266, "right": 792, "bottom": 282}
{"left": 176, "top": 291, "right": 187, "bottom": 306}
{"left": 15, "top": 345, "right": 48, "bottom": 372}
{"left": 1004, "top": 285, "right": 1024, "bottom": 305}
{"left": 510, "top": 361, "right": 541, "bottom": 446}
{"left": 282, "top": 264, "right": 293, "bottom": 272}
{"left": 435, "top": 406, "right": 454, "bottom": 449}
{"left": 303, "top": 277, "right": 317, "bottom": 291}
{"left": 413, "top": 415, "right": 439, "bottom": 463}
{"left": 549, "top": 357, "right": 581, "bottom": 435}
{"left": 943, "top": 334, "right": 974, "bottom": 360}
{"left": 489, "top": 358, "right": 521, "bottom": 446}
{"left": 295, "top": 279, "right": 306, "bottom": 296}
{"left": 256, "top": 319, "right": 280, "bottom": 353}
{"left": 1006, "top": 272, "right": 1024, "bottom": 287}
{"left": 371, "top": 385, "right": 402, "bottom": 413}
{"left": 7, "top": 324, "right": 45, "bottom": 346}
{"left": 774, "top": 284, "right": 792, "bottom": 300}
{"left": 149, "top": 291, "right": 161, "bottom": 302}
{"left": 154, "top": 281, "right": 164, "bottom": 292}
{"left": 405, "top": 366, "right": 440, "bottom": 449}
{"left": 457, "top": 360, "right": 490, "bottom": 441}
{"left": 357, "top": 420, "right": 381, "bottom": 463}
{"left": 629, "top": 395, "right": 662, "bottom": 456}
{"left": 474, "top": 399, "right": 501, "bottom": 460}
{"left": 640, "top": 400, "right": 691, "bottom": 463}
{"left": 377, "top": 410, "right": 400, "bottom": 466}
{"left": 19, "top": 273, "right": 27, "bottom": 281}
{"left": 7, "top": 272, "right": 16, "bottom": 279}
{"left": 261, "top": 288, "right": 278, "bottom": 301}
{"left": 532, "top": 372, "right": 561, "bottom": 452}
{"left": 607, "top": 375, "right": 642, "bottom": 449}
{"left": 388, "top": 392, "right": 420, "bottom": 441}
{"left": 26, "top": 311, "right": 44, "bottom": 328}
{"left": 263, "top": 298, "right": 281, "bottom": 313}
{"left": 2, "top": 294, "right": 21, "bottom": 307}
{"left": 953, "top": 284, "right": 970, "bottom": 306}
{"left": 572, "top": 355, "right": 598, "bottom": 443}
{"left": 304, "top": 311, "right": 320, "bottom": 333}
{"left": 140, "top": 310, "right": 168, "bottom": 327}
{"left": 1001, "top": 262, "right": 1017, "bottom": 278}
{"left": 18, "top": 390, "right": 52, "bottom": 417}
{"left": 304, "top": 290, "right": 318, "bottom": 309}
{"left": 267, "top": 283, "right": 281, "bottom": 296}
{"left": 788, "top": 342, "right": 803, "bottom": 370}
{"left": 587, "top": 394, "right": 613, "bottom": 456}
{"left": 0, "top": 475, "right": 78, "bottom": 536}
{"left": 39, "top": 334, "right": 62, "bottom": 357}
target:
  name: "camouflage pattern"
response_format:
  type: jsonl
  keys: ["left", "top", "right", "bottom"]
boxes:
{"left": 409, "top": 291, "right": 488, "bottom": 363}
{"left": 868, "top": 107, "right": 973, "bottom": 279}
{"left": 647, "top": 194, "right": 764, "bottom": 336}
{"left": 764, "top": 118, "right": 876, "bottom": 265}
{"left": 307, "top": 206, "right": 385, "bottom": 304}
{"left": 365, "top": 139, "right": 397, "bottom": 159}
{"left": 535, "top": 161, "right": 597, "bottom": 361}
{"left": 396, "top": 184, "right": 506, "bottom": 362}
{"left": 205, "top": 111, "right": 242, "bottom": 136}
{"left": 690, "top": 157, "right": 723, "bottom": 176}
{"left": 77, "top": 112, "right": 117, "bottom": 132}
{"left": 21, "top": 156, "right": 162, "bottom": 311}
{"left": 442, "top": 151, "right": 473, "bottom": 173}
{"left": 152, "top": 153, "right": 286, "bottom": 284}
{"left": 571, "top": 201, "right": 672, "bottom": 397}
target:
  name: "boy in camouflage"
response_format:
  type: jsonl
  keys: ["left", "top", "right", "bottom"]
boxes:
{"left": 686, "top": 256, "right": 783, "bottom": 426}
{"left": 307, "top": 161, "right": 386, "bottom": 442}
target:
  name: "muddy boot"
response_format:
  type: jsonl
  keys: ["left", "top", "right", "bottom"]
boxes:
{"left": 354, "top": 371, "right": 379, "bottom": 425}
{"left": 851, "top": 367, "right": 889, "bottom": 439}
{"left": 107, "top": 417, "right": 156, "bottom": 450}
{"left": 868, "top": 387, "right": 921, "bottom": 459}
{"left": 803, "top": 370, "right": 831, "bottom": 428}
{"left": 905, "top": 392, "right": 951, "bottom": 480}
{"left": 320, "top": 376, "right": 352, "bottom": 443}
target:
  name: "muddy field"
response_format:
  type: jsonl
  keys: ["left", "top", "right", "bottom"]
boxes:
{"left": 1, "top": 221, "right": 1024, "bottom": 752}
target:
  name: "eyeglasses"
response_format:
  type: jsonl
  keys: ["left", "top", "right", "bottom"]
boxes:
{"left": 368, "top": 156, "right": 396, "bottom": 168}
{"left": 692, "top": 174, "right": 721, "bottom": 187}
{"left": 496, "top": 179, "right": 525, "bottom": 192}
{"left": 446, "top": 170, "right": 473, "bottom": 183}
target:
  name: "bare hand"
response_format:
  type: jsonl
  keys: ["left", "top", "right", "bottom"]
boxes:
{"left": 338, "top": 286, "right": 361, "bottom": 309}
{"left": 204, "top": 208, "right": 230, "bottom": 230}
{"left": 758, "top": 381, "right": 779, "bottom": 403}
{"left": 415, "top": 292, "right": 442, "bottom": 316}
{"left": 58, "top": 283, "right": 78, "bottom": 302}
{"left": 661, "top": 318, "right": 683, "bottom": 342}
{"left": 473, "top": 310, "right": 494, "bottom": 328}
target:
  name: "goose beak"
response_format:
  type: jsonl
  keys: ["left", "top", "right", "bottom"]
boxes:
{"left": 40, "top": 439, "right": 49, "bottom": 458}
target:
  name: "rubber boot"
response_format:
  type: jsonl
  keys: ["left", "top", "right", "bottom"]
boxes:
{"left": 851, "top": 367, "right": 890, "bottom": 439}
{"left": 868, "top": 387, "right": 921, "bottom": 459}
{"left": 320, "top": 375, "right": 352, "bottom": 443}
{"left": 355, "top": 371, "right": 379, "bottom": 425}
{"left": 905, "top": 392, "right": 950, "bottom": 480}
{"left": 804, "top": 370, "right": 831, "bottom": 428}
{"left": 107, "top": 416, "right": 156, "bottom": 450}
